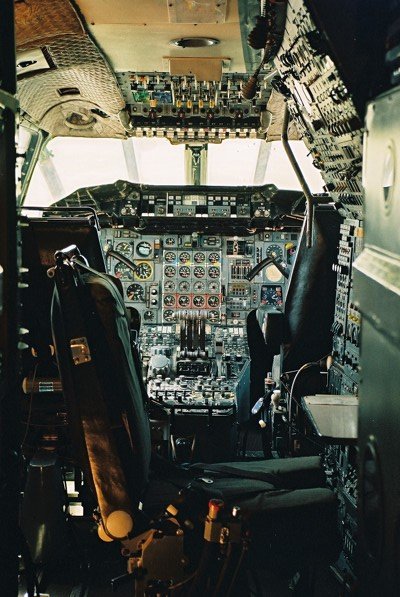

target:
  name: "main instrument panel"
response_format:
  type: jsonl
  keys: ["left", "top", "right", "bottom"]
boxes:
{"left": 101, "top": 228, "right": 298, "bottom": 326}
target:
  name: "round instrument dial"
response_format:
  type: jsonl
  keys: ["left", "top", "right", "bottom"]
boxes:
{"left": 164, "top": 251, "right": 176, "bottom": 263}
{"left": 208, "top": 266, "right": 220, "bottom": 279}
{"left": 208, "top": 252, "right": 220, "bottom": 264}
{"left": 115, "top": 242, "right": 133, "bottom": 258}
{"left": 208, "top": 281, "right": 219, "bottom": 292}
{"left": 126, "top": 283, "right": 144, "bottom": 301}
{"left": 163, "top": 294, "right": 176, "bottom": 307}
{"left": 136, "top": 241, "right": 152, "bottom": 257}
{"left": 179, "top": 280, "right": 190, "bottom": 292}
{"left": 114, "top": 261, "right": 134, "bottom": 281}
{"left": 194, "top": 252, "right": 206, "bottom": 263}
{"left": 143, "top": 310, "right": 155, "bottom": 322}
{"left": 194, "top": 266, "right": 205, "bottom": 278}
{"left": 193, "top": 295, "right": 205, "bottom": 308}
{"left": 208, "top": 310, "right": 220, "bottom": 322}
{"left": 134, "top": 261, "right": 153, "bottom": 281}
{"left": 178, "top": 295, "right": 190, "bottom": 307}
{"left": 163, "top": 309, "right": 175, "bottom": 321}
{"left": 164, "top": 265, "right": 176, "bottom": 278}
{"left": 265, "top": 264, "right": 283, "bottom": 283}
{"left": 193, "top": 281, "right": 206, "bottom": 292}
{"left": 179, "top": 265, "right": 190, "bottom": 278}
{"left": 164, "top": 280, "right": 176, "bottom": 292}
{"left": 179, "top": 251, "right": 191, "bottom": 264}
{"left": 266, "top": 244, "right": 283, "bottom": 260}
{"left": 165, "top": 237, "right": 176, "bottom": 247}
{"left": 208, "top": 295, "right": 220, "bottom": 308}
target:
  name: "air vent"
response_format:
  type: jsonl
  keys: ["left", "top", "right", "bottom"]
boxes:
{"left": 65, "top": 112, "right": 96, "bottom": 130}
{"left": 169, "top": 37, "right": 220, "bottom": 48}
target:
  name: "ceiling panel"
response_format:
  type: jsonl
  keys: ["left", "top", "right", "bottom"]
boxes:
{"left": 76, "top": 0, "right": 238, "bottom": 24}
{"left": 88, "top": 22, "right": 245, "bottom": 72}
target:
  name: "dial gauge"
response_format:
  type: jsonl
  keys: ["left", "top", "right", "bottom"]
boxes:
{"left": 208, "top": 281, "right": 219, "bottom": 292}
{"left": 143, "top": 310, "right": 155, "bottom": 321}
{"left": 164, "top": 280, "right": 176, "bottom": 292}
{"left": 179, "top": 265, "right": 190, "bottom": 278}
{"left": 194, "top": 281, "right": 206, "bottom": 292}
{"left": 208, "top": 266, "right": 220, "bottom": 279}
{"left": 116, "top": 241, "right": 133, "bottom": 257}
{"left": 179, "top": 251, "right": 191, "bottom": 264}
{"left": 178, "top": 295, "right": 190, "bottom": 307}
{"left": 179, "top": 280, "right": 190, "bottom": 292}
{"left": 208, "top": 295, "right": 220, "bottom": 308}
{"left": 208, "top": 252, "right": 220, "bottom": 264}
{"left": 193, "top": 295, "right": 205, "bottom": 307}
{"left": 194, "top": 252, "right": 206, "bottom": 263}
{"left": 265, "top": 264, "right": 283, "bottom": 283}
{"left": 126, "top": 283, "right": 144, "bottom": 301}
{"left": 164, "top": 265, "right": 176, "bottom": 278}
{"left": 194, "top": 266, "right": 205, "bottom": 278}
{"left": 134, "top": 261, "right": 153, "bottom": 281}
{"left": 164, "top": 251, "right": 176, "bottom": 263}
{"left": 266, "top": 244, "right": 283, "bottom": 260}
{"left": 114, "top": 261, "right": 134, "bottom": 281}
{"left": 208, "top": 310, "right": 220, "bottom": 322}
{"left": 136, "top": 241, "right": 152, "bottom": 257}
{"left": 165, "top": 237, "right": 176, "bottom": 247}
{"left": 163, "top": 294, "right": 176, "bottom": 307}
{"left": 164, "top": 309, "right": 175, "bottom": 321}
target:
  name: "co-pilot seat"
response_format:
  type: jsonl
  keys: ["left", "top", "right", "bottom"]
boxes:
{"left": 50, "top": 244, "right": 340, "bottom": 590}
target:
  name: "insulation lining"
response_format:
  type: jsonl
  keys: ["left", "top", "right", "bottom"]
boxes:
{"left": 15, "top": 0, "right": 84, "bottom": 50}
{"left": 15, "top": 1, "right": 127, "bottom": 138}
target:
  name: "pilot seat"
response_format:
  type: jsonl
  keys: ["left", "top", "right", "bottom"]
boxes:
{"left": 37, "top": 238, "right": 341, "bottom": 595}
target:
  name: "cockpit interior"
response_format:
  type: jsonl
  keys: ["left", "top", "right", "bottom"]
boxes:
{"left": 0, "top": 1, "right": 397, "bottom": 595}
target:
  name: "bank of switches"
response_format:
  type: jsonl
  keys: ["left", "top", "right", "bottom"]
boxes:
{"left": 148, "top": 375, "right": 236, "bottom": 412}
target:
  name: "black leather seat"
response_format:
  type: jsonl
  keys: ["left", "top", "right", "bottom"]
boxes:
{"left": 50, "top": 247, "right": 340, "bottom": 591}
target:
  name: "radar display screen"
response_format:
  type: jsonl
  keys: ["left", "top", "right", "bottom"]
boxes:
{"left": 260, "top": 285, "right": 283, "bottom": 307}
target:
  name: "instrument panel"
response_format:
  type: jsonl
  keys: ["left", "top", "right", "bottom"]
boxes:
{"left": 101, "top": 228, "right": 299, "bottom": 326}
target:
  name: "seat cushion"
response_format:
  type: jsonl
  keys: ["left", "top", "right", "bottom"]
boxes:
{"left": 241, "top": 487, "right": 340, "bottom": 570}
{"left": 190, "top": 455, "right": 325, "bottom": 489}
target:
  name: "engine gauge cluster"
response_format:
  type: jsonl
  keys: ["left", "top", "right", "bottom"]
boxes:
{"left": 162, "top": 246, "right": 222, "bottom": 319}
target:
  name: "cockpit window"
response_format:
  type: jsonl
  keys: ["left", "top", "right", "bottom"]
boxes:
{"left": 24, "top": 135, "right": 324, "bottom": 207}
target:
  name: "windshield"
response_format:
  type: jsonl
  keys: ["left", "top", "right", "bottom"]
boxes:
{"left": 24, "top": 136, "right": 324, "bottom": 207}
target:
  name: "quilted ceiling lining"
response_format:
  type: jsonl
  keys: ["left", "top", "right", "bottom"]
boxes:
{"left": 15, "top": 0, "right": 127, "bottom": 138}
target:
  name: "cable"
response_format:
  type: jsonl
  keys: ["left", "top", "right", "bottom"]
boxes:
{"left": 286, "top": 354, "right": 330, "bottom": 452}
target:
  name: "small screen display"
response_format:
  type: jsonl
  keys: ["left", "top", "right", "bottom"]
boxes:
{"left": 183, "top": 195, "right": 206, "bottom": 205}
{"left": 260, "top": 285, "right": 283, "bottom": 307}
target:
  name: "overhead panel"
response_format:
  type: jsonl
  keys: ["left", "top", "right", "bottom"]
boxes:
{"left": 167, "top": 0, "right": 227, "bottom": 24}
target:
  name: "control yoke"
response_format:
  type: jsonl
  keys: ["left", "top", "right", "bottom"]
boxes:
{"left": 246, "top": 256, "right": 289, "bottom": 281}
